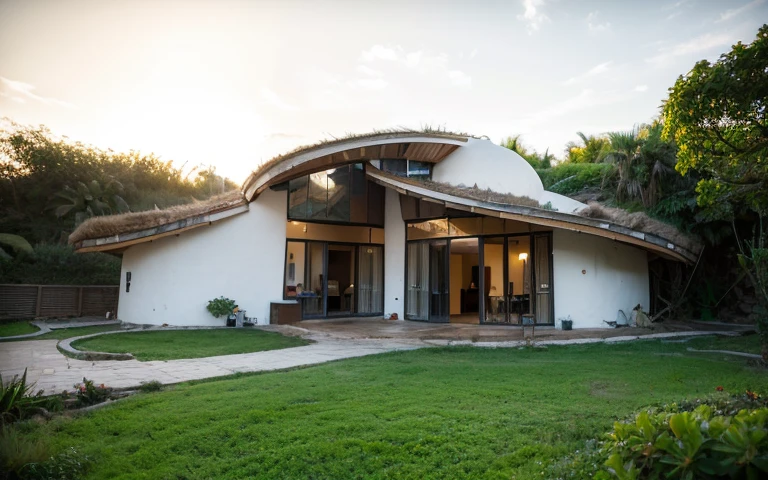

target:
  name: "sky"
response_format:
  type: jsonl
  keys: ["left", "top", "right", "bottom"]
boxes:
{"left": 1, "top": 0, "right": 766, "bottom": 183}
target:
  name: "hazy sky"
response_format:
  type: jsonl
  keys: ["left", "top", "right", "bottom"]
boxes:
{"left": 1, "top": 0, "right": 765, "bottom": 182}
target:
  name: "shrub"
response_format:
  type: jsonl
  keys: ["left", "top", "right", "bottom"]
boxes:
{"left": 0, "top": 369, "right": 48, "bottom": 426}
{"left": 138, "top": 380, "right": 163, "bottom": 393}
{"left": 549, "top": 392, "right": 768, "bottom": 479}
{"left": 206, "top": 296, "right": 236, "bottom": 318}
{"left": 70, "top": 378, "right": 111, "bottom": 407}
{"left": 0, "top": 424, "right": 49, "bottom": 480}
{"left": 0, "top": 243, "right": 120, "bottom": 285}
{"left": 536, "top": 163, "right": 615, "bottom": 195}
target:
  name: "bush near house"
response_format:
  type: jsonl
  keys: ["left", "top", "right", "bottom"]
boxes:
{"left": 536, "top": 163, "right": 614, "bottom": 196}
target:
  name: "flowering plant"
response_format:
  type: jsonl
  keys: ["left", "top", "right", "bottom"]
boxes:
{"left": 71, "top": 378, "right": 111, "bottom": 406}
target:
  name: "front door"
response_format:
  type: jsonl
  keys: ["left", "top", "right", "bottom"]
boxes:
{"left": 533, "top": 233, "right": 553, "bottom": 324}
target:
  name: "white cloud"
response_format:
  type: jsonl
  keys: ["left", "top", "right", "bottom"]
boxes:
{"left": 517, "top": 0, "right": 549, "bottom": 34}
{"left": 469, "top": 48, "right": 478, "bottom": 59}
{"left": 405, "top": 50, "right": 423, "bottom": 68}
{"left": 260, "top": 88, "right": 299, "bottom": 111}
{"left": 348, "top": 78, "right": 389, "bottom": 90}
{"left": 562, "top": 61, "right": 612, "bottom": 85}
{"left": 361, "top": 45, "right": 400, "bottom": 62}
{"left": 645, "top": 33, "right": 732, "bottom": 65}
{"left": 586, "top": 11, "right": 611, "bottom": 33}
{"left": 716, "top": 0, "right": 766, "bottom": 23}
{"left": 448, "top": 70, "right": 472, "bottom": 88}
{"left": 634, "top": 85, "right": 648, "bottom": 92}
{"left": 527, "top": 88, "right": 630, "bottom": 125}
{"left": 356, "top": 65, "right": 382, "bottom": 77}
{"left": 0, "top": 76, "right": 73, "bottom": 108}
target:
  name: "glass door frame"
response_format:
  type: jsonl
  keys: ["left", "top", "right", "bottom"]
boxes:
{"left": 428, "top": 239, "right": 450, "bottom": 323}
{"left": 404, "top": 230, "right": 555, "bottom": 326}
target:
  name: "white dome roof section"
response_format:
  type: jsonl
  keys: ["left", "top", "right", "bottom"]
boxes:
{"left": 431, "top": 138, "right": 545, "bottom": 202}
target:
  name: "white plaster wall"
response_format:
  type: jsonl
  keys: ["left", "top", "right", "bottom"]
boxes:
{"left": 552, "top": 229, "right": 649, "bottom": 329}
{"left": 118, "top": 189, "right": 288, "bottom": 326}
{"left": 432, "top": 138, "right": 545, "bottom": 200}
{"left": 383, "top": 188, "right": 405, "bottom": 319}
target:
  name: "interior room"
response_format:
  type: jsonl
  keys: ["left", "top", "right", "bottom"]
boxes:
{"left": 326, "top": 244, "right": 355, "bottom": 315}
{"left": 449, "top": 237, "right": 482, "bottom": 324}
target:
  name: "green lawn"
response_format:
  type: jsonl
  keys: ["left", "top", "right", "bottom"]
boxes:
{"left": 70, "top": 329, "right": 311, "bottom": 361}
{"left": 21, "top": 337, "right": 768, "bottom": 479}
{"left": 685, "top": 333, "right": 762, "bottom": 355}
{"left": 0, "top": 320, "right": 39, "bottom": 337}
{"left": 0, "top": 323, "right": 121, "bottom": 342}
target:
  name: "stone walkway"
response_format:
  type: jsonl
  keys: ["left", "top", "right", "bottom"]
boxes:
{"left": 0, "top": 335, "right": 419, "bottom": 395}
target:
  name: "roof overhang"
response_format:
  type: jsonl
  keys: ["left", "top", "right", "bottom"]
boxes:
{"left": 242, "top": 133, "right": 468, "bottom": 201}
{"left": 73, "top": 204, "right": 249, "bottom": 253}
{"left": 367, "top": 169, "right": 697, "bottom": 264}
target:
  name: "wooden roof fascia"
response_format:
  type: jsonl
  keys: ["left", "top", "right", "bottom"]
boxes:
{"left": 366, "top": 169, "right": 696, "bottom": 263}
{"left": 73, "top": 204, "right": 249, "bottom": 253}
{"left": 243, "top": 136, "right": 468, "bottom": 201}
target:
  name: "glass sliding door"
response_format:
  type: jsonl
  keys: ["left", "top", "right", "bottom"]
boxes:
{"left": 506, "top": 236, "right": 532, "bottom": 324}
{"left": 483, "top": 237, "right": 506, "bottom": 323}
{"left": 327, "top": 244, "right": 355, "bottom": 316}
{"left": 534, "top": 233, "right": 553, "bottom": 324}
{"left": 429, "top": 240, "right": 450, "bottom": 323}
{"left": 357, "top": 245, "right": 383, "bottom": 314}
{"left": 406, "top": 242, "right": 429, "bottom": 321}
{"left": 302, "top": 242, "right": 326, "bottom": 317}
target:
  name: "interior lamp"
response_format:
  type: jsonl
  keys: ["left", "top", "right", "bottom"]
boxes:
{"left": 518, "top": 253, "right": 528, "bottom": 261}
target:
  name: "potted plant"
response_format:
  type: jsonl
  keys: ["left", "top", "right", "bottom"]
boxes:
{"left": 207, "top": 296, "right": 236, "bottom": 324}
{"left": 558, "top": 315, "right": 573, "bottom": 330}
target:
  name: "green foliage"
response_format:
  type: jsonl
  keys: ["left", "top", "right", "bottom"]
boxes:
{"left": 565, "top": 131, "right": 611, "bottom": 164}
{"left": 138, "top": 381, "right": 163, "bottom": 393}
{"left": 663, "top": 25, "right": 768, "bottom": 219}
{"left": 0, "top": 243, "right": 120, "bottom": 285}
{"left": 70, "top": 378, "right": 111, "bottom": 407}
{"left": 500, "top": 135, "right": 556, "bottom": 169}
{"left": 0, "top": 121, "right": 237, "bottom": 245}
{"left": 48, "top": 179, "right": 130, "bottom": 227}
{"left": 206, "top": 296, "right": 236, "bottom": 318}
{"left": 736, "top": 221, "right": 768, "bottom": 358}
{"left": 22, "top": 447, "right": 92, "bottom": 480}
{"left": 0, "top": 369, "right": 49, "bottom": 426}
{"left": 537, "top": 162, "right": 614, "bottom": 195}
{"left": 0, "top": 424, "right": 50, "bottom": 480}
{"left": 0, "top": 234, "right": 33, "bottom": 261}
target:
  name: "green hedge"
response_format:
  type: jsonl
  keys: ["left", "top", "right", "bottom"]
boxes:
{"left": 0, "top": 244, "right": 120, "bottom": 285}
{"left": 536, "top": 163, "right": 615, "bottom": 195}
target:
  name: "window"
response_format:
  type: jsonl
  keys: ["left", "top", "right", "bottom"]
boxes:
{"left": 287, "top": 163, "right": 384, "bottom": 226}
{"left": 407, "top": 160, "right": 431, "bottom": 178}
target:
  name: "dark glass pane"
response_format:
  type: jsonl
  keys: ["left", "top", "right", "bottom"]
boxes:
{"left": 350, "top": 164, "right": 367, "bottom": 223}
{"left": 367, "top": 181, "right": 385, "bottom": 226}
{"left": 288, "top": 177, "right": 308, "bottom": 219}
{"left": 381, "top": 159, "right": 407, "bottom": 177}
{"left": 308, "top": 172, "right": 328, "bottom": 220}
{"left": 327, "top": 166, "right": 350, "bottom": 222}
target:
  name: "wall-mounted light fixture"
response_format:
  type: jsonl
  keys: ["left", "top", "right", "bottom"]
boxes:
{"left": 518, "top": 253, "right": 528, "bottom": 261}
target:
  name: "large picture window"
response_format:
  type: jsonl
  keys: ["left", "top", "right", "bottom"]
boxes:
{"left": 287, "top": 163, "right": 384, "bottom": 226}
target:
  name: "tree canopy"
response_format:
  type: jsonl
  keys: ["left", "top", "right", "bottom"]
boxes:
{"left": 663, "top": 24, "right": 768, "bottom": 219}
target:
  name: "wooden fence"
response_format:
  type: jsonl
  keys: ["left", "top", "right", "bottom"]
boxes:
{"left": 0, "top": 284, "right": 119, "bottom": 320}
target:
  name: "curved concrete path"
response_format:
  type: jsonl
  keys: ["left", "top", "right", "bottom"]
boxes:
{"left": 0, "top": 331, "right": 419, "bottom": 395}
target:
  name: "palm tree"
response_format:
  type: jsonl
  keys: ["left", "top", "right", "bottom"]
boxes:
{"left": 605, "top": 123, "right": 677, "bottom": 208}
{"left": 565, "top": 132, "right": 610, "bottom": 163}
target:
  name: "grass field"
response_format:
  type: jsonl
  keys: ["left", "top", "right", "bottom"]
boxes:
{"left": 0, "top": 320, "right": 39, "bottom": 337}
{"left": 20, "top": 336, "right": 768, "bottom": 479}
{"left": 70, "top": 329, "right": 311, "bottom": 361}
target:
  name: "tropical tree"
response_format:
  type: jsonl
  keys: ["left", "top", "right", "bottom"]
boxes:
{"left": 48, "top": 179, "right": 130, "bottom": 226}
{"left": 663, "top": 24, "right": 768, "bottom": 359}
{"left": 500, "top": 135, "right": 554, "bottom": 169}
{"left": 564, "top": 131, "right": 610, "bottom": 164}
{"left": 604, "top": 122, "right": 678, "bottom": 208}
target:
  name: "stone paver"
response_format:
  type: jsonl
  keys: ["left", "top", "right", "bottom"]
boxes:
{"left": 0, "top": 336, "right": 418, "bottom": 394}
